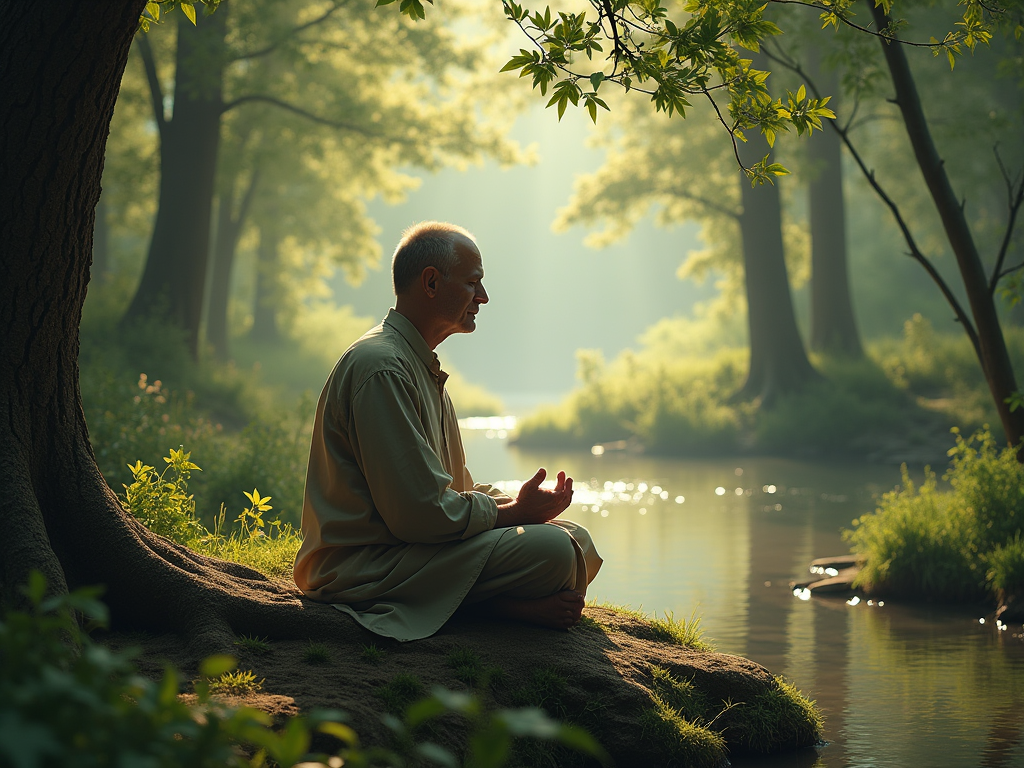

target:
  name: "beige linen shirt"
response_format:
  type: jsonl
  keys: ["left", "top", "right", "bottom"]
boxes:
{"left": 294, "top": 309, "right": 513, "bottom": 641}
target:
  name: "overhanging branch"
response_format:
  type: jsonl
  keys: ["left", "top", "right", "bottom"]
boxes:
{"left": 232, "top": 0, "right": 352, "bottom": 61}
{"left": 760, "top": 40, "right": 982, "bottom": 358}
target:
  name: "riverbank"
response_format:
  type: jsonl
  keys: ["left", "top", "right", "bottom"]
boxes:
{"left": 102, "top": 604, "right": 822, "bottom": 767}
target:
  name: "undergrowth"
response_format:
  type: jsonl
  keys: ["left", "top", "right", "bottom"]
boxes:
{"left": 846, "top": 427, "right": 1024, "bottom": 601}
{"left": 2, "top": 573, "right": 604, "bottom": 768}
{"left": 514, "top": 315, "right": 1024, "bottom": 457}
{"left": 120, "top": 450, "right": 301, "bottom": 577}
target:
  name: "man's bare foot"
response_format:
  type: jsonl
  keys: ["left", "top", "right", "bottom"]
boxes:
{"left": 485, "top": 590, "right": 586, "bottom": 630}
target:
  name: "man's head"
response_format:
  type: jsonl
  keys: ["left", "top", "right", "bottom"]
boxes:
{"left": 392, "top": 221, "right": 489, "bottom": 348}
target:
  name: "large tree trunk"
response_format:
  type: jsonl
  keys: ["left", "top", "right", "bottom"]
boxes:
{"left": 870, "top": 3, "right": 1024, "bottom": 452}
{"left": 207, "top": 170, "right": 259, "bottom": 360}
{"left": 122, "top": 9, "right": 227, "bottom": 360}
{"left": 807, "top": 48, "right": 863, "bottom": 358}
{"left": 93, "top": 193, "right": 111, "bottom": 282}
{"left": 734, "top": 93, "right": 820, "bottom": 404}
{"left": 248, "top": 220, "right": 283, "bottom": 344}
{"left": 0, "top": 0, "right": 346, "bottom": 646}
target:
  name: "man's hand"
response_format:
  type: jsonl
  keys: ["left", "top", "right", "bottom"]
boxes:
{"left": 495, "top": 468, "right": 573, "bottom": 528}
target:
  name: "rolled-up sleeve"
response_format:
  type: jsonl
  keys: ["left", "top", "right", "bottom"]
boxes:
{"left": 350, "top": 370, "right": 497, "bottom": 543}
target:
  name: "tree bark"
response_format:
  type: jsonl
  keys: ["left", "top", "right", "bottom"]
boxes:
{"left": 93, "top": 193, "right": 111, "bottom": 282}
{"left": 207, "top": 170, "right": 259, "bottom": 360}
{"left": 122, "top": 9, "right": 227, "bottom": 360}
{"left": 806, "top": 47, "right": 863, "bottom": 358}
{"left": 870, "top": 2, "right": 1024, "bottom": 451}
{"left": 0, "top": 0, "right": 347, "bottom": 645}
{"left": 248, "top": 220, "right": 283, "bottom": 344}
{"left": 734, "top": 87, "right": 820, "bottom": 404}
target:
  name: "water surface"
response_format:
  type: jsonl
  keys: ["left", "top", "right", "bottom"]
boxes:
{"left": 461, "top": 428, "right": 1024, "bottom": 768}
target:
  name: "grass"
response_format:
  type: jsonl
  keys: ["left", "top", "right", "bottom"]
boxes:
{"left": 234, "top": 635, "right": 272, "bottom": 654}
{"left": 303, "top": 642, "right": 332, "bottom": 665}
{"left": 360, "top": 643, "right": 387, "bottom": 665}
{"left": 717, "top": 676, "right": 824, "bottom": 754}
{"left": 594, "top": 603, "right": 714, "bottom": 651}
{"left": 637, "top": 697, "right": 727, "bottom": 768}
{"left": 377, "top": 673, "right": 425, "bottom": 715}
{"left": 649, "top": 666, "right": 708, "bottom": 723}
{"left": 846, "top": 427, "right": 1024, "bottom": 601}
{"left": 208, "top": 670, "right": 264, "bottom": 696}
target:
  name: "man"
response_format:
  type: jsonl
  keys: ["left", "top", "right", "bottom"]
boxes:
{"left": 294, "top": 222, "right": 602, "bottom": 641}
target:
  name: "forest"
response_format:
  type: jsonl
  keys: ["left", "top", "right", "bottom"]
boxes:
{"left": 1, "top": 0, "right": 1023, "bottom": 765}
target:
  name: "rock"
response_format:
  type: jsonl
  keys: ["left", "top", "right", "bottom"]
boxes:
{"left": 112, "top": 606, "right": 824, "bottom": 767}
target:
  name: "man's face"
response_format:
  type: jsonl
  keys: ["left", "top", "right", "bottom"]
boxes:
{"left": 434, "top": 236, "right": 489, "bottom": 339}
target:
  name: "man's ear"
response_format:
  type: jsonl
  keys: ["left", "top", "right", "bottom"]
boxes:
{"left": 421, "top": 266, "right": 440, "bottom": 298}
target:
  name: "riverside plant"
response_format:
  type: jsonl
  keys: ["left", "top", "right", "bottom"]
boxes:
{"left": 846, "top": 427, "right": 1024, "bottom": 601}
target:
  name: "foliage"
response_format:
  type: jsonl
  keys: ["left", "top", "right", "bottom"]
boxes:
{"left": 0, "top": 573, "right": 295, "bottom": 768}
{"left": 360, "top": 643, "right": 387, "bottom": 665}
{"left": 121, "top": 449, "right": 302, "bottom": 578}
{"left": 846, "top": 427, "right": 1024, "bottom": 599}
{"left": 515, "top": 326, "right": 948, "bottom": 457}
{"left": 208, "top": 669, "right": 265, "bottom": 696}
{"left": 0, "top": 575, "right": 605, "bottom": 768}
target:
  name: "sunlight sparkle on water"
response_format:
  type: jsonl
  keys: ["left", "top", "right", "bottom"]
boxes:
{"left": 715, "top": 487, "right": 726, "bottom": 496}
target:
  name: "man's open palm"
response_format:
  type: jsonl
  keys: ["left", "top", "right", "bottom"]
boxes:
{"left": 497, "top": 468, "right": 573, "bottom": 527}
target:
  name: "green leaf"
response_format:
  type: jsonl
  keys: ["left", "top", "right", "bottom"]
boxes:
{"left": 181, "top": 1, "right": 197, "bottom": 25}
{"left": 414, "top": 742, "right": 459, "bottom": 768}
{"left": 146, "top": 2, "right": 161, "bottom": 20}
{"left": 589, "top": 72, "right": 604, "bottom": 91}
{"left": 199, "top": 654, "right": 237, "bottom": 679}
{"left": 318, "top": 721, "right": 360, "bottom": 746}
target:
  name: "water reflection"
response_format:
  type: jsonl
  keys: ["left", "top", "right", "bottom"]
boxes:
{"left": 462, "top": 430, "right": 1024, "bottom": 767}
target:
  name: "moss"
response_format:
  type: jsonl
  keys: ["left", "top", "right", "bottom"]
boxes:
{"left": 650, "top": 666, "right": 709, "bottom": 723}
{"left": 638, "top": 696, "right": 727, "bottom": 768}
{"left": 377, "top": 673, "right": 425, "bottom": 715}
{"left": 598, "top": 603, "right": 714, "bottom": 651}
{"left": 720, "top": 676, "right": 823, "bottom": 754}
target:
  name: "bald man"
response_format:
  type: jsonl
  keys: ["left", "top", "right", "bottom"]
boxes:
{"left": 293, "top": 221, "right": 602, "bottom": 641}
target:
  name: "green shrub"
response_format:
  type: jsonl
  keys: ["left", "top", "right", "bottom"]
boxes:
{"left": 846, "top": 428, "right": 1024, "bottom": 600}
{"left": 985, "top": 534, "right": 1024, "bottom": 597}
{"left": 121, "top": 450, "right": 301, "bottom": 578}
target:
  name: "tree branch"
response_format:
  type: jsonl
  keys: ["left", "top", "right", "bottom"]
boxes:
{"left": 761, "top": 39, "right": 982, "bottom": 358}
{"left": 989, "top": 146, "right": 1024, "bottom": 294}
{"left": 665, "top": 186, "right": 741, "bottom": 220}
{"left": 231, "top": 0, "right": 351, "bottom": 61}
{"left": 221, "top": 94, "right": 382, "bottom": 140}
{"left": 136, "top": 34, "right": 167, "bottom": 136}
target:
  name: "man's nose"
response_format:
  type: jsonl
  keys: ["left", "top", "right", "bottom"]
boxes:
{"left": 475, "top": 283, "right": 489, "bottom": 304}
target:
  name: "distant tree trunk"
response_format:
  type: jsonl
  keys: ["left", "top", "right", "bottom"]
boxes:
{"left": 735, "top": 84, "right": 820, "bottom": 404}
{"left": 870, "top": 2, "right": 1024, "bottom": 453}
{"left": 207, "top": 170, "right": 259, "bottom": 360}
{"left": 248, "top": 220, "right": 283, "bottom": 344}
{"left": 0, "top": 0, "right": 344, "bottom": 645}
{"left": 122, "top": 10, "right": 227, "bottom": 359}
{"left": 93, "top": 192, "right": 111, "bottom": 282}
{"left": 807, "top": 48, "right": 863, "bottom": 358}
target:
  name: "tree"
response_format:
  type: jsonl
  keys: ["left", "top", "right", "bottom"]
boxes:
{"left": 121, "top": 0, "right": 519, "bottom": 360}
{"left": 555, "top": 56, "right": 818, "bottom": 404}
{"left": 0, "top": 0, "right": 344, "bottom": 641}
{"left": 805, "top": 45, "right": 862, "bottom": 357}
{"left": 122, "top": 9, "right": 228, "bottom": 358}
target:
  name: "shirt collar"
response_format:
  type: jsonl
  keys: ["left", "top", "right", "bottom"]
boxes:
{"left": 384, "top": 308, "right": 449, "bottom": 386}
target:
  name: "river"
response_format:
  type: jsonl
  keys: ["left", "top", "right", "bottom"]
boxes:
{"left": 460, "top": 424, "right": 1024, "bottom": 768}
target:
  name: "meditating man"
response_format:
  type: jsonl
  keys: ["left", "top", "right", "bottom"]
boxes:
{"left": 293, "top": 221, "right": 602, "bottom": 641}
